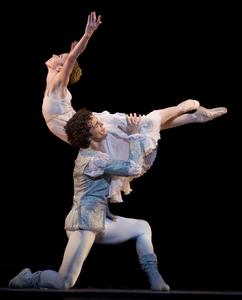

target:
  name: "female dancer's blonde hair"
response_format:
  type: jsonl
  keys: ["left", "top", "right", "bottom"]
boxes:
{"left": 69, "top": 61, "right": 82, "bottom": 84}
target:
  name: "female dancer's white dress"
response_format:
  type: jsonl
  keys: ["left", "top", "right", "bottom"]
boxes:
{"left": 42, "top": 90, "right": 162, "bottom": 203}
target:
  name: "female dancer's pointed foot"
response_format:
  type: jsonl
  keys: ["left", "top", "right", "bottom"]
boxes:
{"left": 177, "top": 99, "right": 200, "bottom": 113}
{"left": 194, "top": 106, "right": 228, "bottom": 122}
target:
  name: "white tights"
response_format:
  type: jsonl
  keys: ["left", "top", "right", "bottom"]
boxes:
{"left": 39, "top": 216, "right": 153, "bottom": 289}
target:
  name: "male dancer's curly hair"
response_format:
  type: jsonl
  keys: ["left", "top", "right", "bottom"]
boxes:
{"left": 69, "top": 61, "right": 82, "bottom": 85}
{"left": 65, "top": 108, "right": 93, "bottom": 148}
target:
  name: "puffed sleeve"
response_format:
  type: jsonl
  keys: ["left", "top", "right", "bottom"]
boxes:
{"left": 84, "top": 151, "right": 142, "bottom": 178}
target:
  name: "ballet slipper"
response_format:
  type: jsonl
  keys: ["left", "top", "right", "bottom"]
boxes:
{"left": 194, "top": 106, "right": 227, "bottom": 123}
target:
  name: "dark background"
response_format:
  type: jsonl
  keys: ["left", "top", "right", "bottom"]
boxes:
{"left": 1, "top": 0, "right": 241, "bottom": 292}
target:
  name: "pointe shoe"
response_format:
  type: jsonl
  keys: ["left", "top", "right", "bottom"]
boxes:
{"left": 177, "top": 99, "right": 200, "bottom": 113}
{"left": 194, "top": 106, "right": 228, "bottom": 123}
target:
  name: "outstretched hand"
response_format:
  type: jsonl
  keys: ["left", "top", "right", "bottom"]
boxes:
{"left": 118, "top": 113, "right": 142, "bottom": 135}
{"left": 85, "top": 11, "right": 102, "bottom": 36}
{"left": 69, "top": 12, "right": 101, "bottom": 52}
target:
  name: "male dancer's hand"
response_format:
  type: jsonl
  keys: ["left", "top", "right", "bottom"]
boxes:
{"left": 118, "top": 113, "right": 142, "bottom": 135}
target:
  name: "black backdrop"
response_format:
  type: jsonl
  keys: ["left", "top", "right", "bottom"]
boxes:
{"left": 1, "top": 0, "right": 241, "bottom": 291}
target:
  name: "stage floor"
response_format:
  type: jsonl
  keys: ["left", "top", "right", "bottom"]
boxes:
{"left": 1, "top": 288, "right": 242, "bottom": 300}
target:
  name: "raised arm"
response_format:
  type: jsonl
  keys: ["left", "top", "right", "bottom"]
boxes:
{"left": 60, "top": 11, "right": 102, "bottom": 86}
